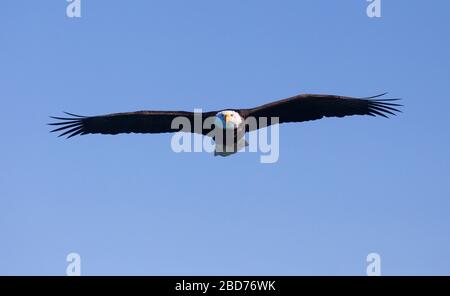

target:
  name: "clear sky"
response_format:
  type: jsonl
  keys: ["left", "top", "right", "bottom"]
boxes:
{"left": 1, "top": 0, "right": 449, "bottom": 275}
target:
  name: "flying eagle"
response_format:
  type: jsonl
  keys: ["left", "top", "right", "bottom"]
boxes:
{"left": 49, "top": 93, "right": 401, "bottom": 156}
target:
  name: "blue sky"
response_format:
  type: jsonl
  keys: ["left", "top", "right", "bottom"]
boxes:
{"left": 1, "top": 0, "right": 449, "bottom": 275}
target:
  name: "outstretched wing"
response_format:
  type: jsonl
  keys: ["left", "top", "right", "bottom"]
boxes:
{"left": 49, "top": 110, "right": 218, "bottom": 138}
{"left": 239, "top": 93, "right": 401, "bottom": 131}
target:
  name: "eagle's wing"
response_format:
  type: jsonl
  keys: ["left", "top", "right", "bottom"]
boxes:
{"left": 239, "top": 93, "right": 401, "bottom": 131}
{"left": 49, "top": 110, "right": 218, "bottom": 138}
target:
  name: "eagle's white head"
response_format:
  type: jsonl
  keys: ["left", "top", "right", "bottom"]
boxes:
{"left": 215, "top": 110, "right": 243, "bottom": 130}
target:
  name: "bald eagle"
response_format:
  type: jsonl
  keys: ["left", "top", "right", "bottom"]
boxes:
{"left": 49, "top": 93, "right": 401, "bottom": 156}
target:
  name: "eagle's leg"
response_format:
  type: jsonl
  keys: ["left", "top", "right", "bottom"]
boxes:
{"left": 214, "top": 139, "right": 248, "bottom": 157}
{"left": 213, "top": 127, "right": 247, "bottom": 157}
